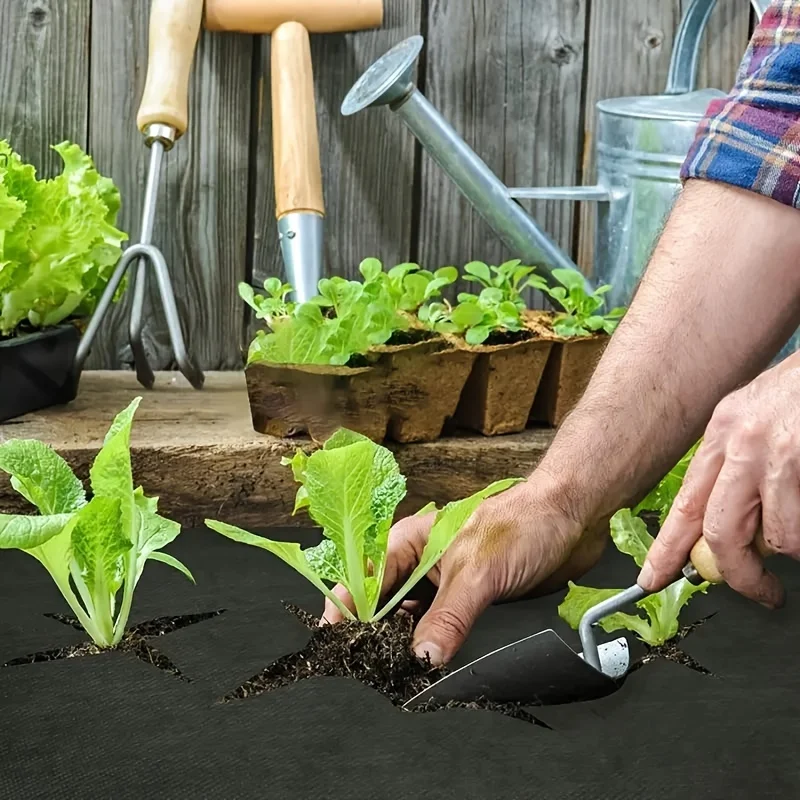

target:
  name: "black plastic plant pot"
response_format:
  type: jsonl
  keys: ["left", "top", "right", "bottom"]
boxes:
{"left": 0, "top": 323, "right": 81, "bottom": 423}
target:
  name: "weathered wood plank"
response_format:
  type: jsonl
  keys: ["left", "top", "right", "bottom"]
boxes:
{"left": 576, "top": 0, "right": 751, "bottom": 274}
{"left": 250, "top": 0, "right": 423, "bottom": 291}
{"left": 85, "top": 2, "right": 253, "bottom": 371}
{"left": 417, "top": 0, "right": 587, "bottom": 280}
{"left": 0, "top": 0, "right": 90, "bottom": 175}
{"left": 0, "top": 371, "right": 554, "bottom": 528}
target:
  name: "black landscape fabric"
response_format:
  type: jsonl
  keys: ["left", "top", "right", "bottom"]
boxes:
{"left": 2, "top": 525, "right": 800, "bottom": 799}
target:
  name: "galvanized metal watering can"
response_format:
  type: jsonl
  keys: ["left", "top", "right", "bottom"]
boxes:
{"left": 342, "top": 0, "right": 769, "bottom": 306}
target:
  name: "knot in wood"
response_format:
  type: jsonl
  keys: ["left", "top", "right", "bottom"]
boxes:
{"left": 644, "top": 30, "right": 663, "bottom": 49}
{"left": 550, "top": 43, "right": 577, "bottom": 66}
{"left": 29, "top": 5, "right": 47, "bottom": 26}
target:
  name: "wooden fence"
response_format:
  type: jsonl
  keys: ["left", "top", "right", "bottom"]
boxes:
{"left": 0, "top": 0, "right": 754, "bottom": 370}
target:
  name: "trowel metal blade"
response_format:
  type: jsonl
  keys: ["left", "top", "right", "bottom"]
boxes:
{"left": 403, "top": 629, "right": 625, "bottom": 710}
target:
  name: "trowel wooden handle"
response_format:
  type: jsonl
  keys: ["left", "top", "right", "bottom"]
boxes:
{"left": 689, "top": 529, "right": 771, "bottom": 585}
{"left": 271, "top": 21, "right": 325, "bottom": 220}
{"left": 137, "top": 0, "right": 204, "bottom": 138}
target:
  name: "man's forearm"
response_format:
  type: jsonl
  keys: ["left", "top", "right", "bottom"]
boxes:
{"left": 534, "top": 179, "right": 800, "bottom": 529}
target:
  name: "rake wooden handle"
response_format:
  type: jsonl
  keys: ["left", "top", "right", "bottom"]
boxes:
{"left": 689, "top": 530, "right": 771, "bottom": 585}
{"left": 137, "top": 0, "right": 204, "bottom": 138}
{"left": 271, "top": 21, "right": 325, "bottom": 219}
{"left": 204, "top": 0, "right": 384, "bottom": 33}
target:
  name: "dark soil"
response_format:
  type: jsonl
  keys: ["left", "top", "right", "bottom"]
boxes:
{"left": 386, "top": 328, "right": 435, "bottom": 346}
{"left": 482, "top": 328, "right": 534, "bottom": 347}
{"left": 223, "top": 603, "right": 547, "bottom": 725}
{"left": 2, "top": 609, "right": 225, "bottom": 681}
{"left": 629, "top": 614, "right": 715, "bottom": 676}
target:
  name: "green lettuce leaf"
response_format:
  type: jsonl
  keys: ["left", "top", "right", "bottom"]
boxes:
{"left": 0, "top": 513, "right": 74, "bottom": 549}
{"left": 204, "top": 520, "right": 353, "bottom": 619}
{"left": 0, "top": 439, "right": 86, "bottom": 514}
{"left": 0, "top": 139, "right": 127, "bottom": 335}
{"left": 633, "top": 441, "right": 701, "bottom": 523}
{"left": 557, "top": 583, "right": 655, "bottom": 642}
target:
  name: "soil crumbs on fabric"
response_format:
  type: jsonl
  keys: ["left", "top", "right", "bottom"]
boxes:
{"left": 2, "top": 610, "right": 225, "bottom": 681}
{"left": 224, "top": 603, "right": 546, "bottom": 725}
{"left": 629, "top": 614, "right": 715, "bottom": 676}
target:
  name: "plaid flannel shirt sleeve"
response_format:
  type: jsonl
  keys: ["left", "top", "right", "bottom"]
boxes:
{"left": 681, "top": 1, "right": 800, "bottom": 207}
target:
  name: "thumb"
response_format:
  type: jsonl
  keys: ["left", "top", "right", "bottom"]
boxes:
{"left": 412, "top": 569, "right": 492, "bottom": 667}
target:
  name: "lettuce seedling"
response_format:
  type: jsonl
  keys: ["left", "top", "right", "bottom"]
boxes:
{"left": 420, "top": 288, "right": 525, "bottom": 345}
{"left": 239, "top": 278, "right": 295, "bottom": 325}
{"left": 359, "top": 257, "right": 458, "bottom": 314}
{"left": 461, "top": 259, "right": 548, "bottom": 309}
{"left": 0, "top": 398, "right": 193, "bottom": 648}
{"left": 558, "top": 446, "right": 706, "bottom": 646}
{"left": 206, "top": 429, "right": 520, "bottom": 622}
{"left": 541, "top": 269, "right": 626, "bottom": 337}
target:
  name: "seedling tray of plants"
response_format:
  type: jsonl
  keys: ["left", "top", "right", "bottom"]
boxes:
{"left": 3, "top": 405, "right": 800, "bottom": 798}
{"left": 243, "top": 261, "right": 625, "bottom": 443}
{"left": 0, "top": 139, "right": 127, "bottom": 423}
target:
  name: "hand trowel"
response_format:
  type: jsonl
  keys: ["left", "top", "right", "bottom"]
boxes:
{"left": 404, "top": 536, "right": 731, "bottom": 710}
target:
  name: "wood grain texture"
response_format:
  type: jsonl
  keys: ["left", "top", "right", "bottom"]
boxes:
{"left": 576, "top": 0, "right": 752, "bottom": 273}
{"left": 85, "top": 0, "right": 253, "bottom": 371}
{"left": 417, "top": 0, "right": 587, "bottom": 278}
{"left": 0, "top": 371, "right": 555, "bottom": 528}
{"left": 250, "top": 0, "right": 422, "bottom": 289}
{"left": 0, "top": 0, "right": 90, "bottom": 176}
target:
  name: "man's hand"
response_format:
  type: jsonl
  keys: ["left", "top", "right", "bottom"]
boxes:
{"left": 322, "top": 477, "right": 606, "bottom": 666}
{"left": 639, "top": 354, "right": 800, "bottom": 609}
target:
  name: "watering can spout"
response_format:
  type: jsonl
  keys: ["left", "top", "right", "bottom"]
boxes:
{"left": 342, "top": 36, "right": 587, "bottom": 289}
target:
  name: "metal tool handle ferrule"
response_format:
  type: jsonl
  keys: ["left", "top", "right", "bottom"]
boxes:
{"left": 278, "top": 212, "right": 324, "bottom": 303}
{"left": 666, "top": 0, "right": 768, "bottom": 95}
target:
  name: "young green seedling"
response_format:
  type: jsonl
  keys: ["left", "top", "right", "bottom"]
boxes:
{"left": 541, "top": 269, "right": 626, "bottom": 337}
{"left": 206, "top": 429, "right": 520, "bottom": 622}
{"left": 359, "top": 257, "right": 458, "bottom": 314}
{"left": 0, "top": 398, "right": 192, "bottom": 648}
{"left": 461, "top": 259, "right": 548, "bottom": 310}
{"left": 420, "top": 288, "right": 526, "bottom": 346}
{"left": 558, "top": 444, "right": 706, "bottom": 647}
{"left": 239, "top": 278, "right": 295, "bottom": 325}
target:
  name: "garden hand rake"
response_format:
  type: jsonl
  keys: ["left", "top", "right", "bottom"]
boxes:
{"left": 404, "top": 538, "right": 734, "bottom": 709}
{"left": 74, "top": 0, "right": 204, "bottom": 390}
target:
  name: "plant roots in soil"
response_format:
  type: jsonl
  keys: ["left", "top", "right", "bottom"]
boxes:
{"left": 2, "top": 609, "right": 225, "bottom": 681}
{"left": 223, "top": 604, "right": 547, "bottom": 725}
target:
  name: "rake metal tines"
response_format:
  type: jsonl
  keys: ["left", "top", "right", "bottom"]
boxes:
{"left": 74, "top": 242, "right": 205, "bottom": 391}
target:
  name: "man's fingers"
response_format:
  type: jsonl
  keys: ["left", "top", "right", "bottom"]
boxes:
{"left": 412, "top": 567, "right": 492, "bottom": 667}
{"left": 639, "top": 442, "right": 723, "bottom": 591}
{"left": 321, "top": 512, "right": 436, "bottom": 625}
{"left": 760, "top": 459, "right": 800, "bottom": 558}
{"left": 379, "top": 512, "right": 437, "bottom": 599}
{"left": 703, "top": 464, "right": 784, "bottom": 608}
{"left": 321, "top": 584, "right": 357, "bottom": 625}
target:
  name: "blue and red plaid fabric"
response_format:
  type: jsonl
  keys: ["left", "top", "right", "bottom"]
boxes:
{"left": 681, "top": 1, "right": 800, "bottom": 207}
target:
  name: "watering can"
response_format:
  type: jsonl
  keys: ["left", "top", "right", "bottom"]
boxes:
{"left": 343, "top": 0, "right": 771, "bottom": 308}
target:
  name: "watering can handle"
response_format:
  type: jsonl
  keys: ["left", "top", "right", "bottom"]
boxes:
{"left": 665, "top": 0, "right": 769, "bottom": 95}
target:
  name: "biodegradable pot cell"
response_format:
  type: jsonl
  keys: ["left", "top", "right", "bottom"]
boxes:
{"left": 0, "top": 323, "right": 81, "bottom": 424}
{"left": 454, "top": 334, "right": 554, "bottom": 436}
{"left": 3, "top": 525, "right": 800, "bottom": 798}
{"left": 530, "top": 335, "right": 608, "bottom": 427}
{"left": 523, "top": 312, "right": 609, "bottom": 427}
{"left": 245, "top": 361, "right": 390, "bottom": 443}
{"left": 378, "top": 338, "right": 477, "bottom": 443}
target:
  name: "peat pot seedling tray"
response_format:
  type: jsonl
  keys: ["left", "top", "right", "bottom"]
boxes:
{"left": 3, "top": 527, "right": 800, "bottom": 798}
